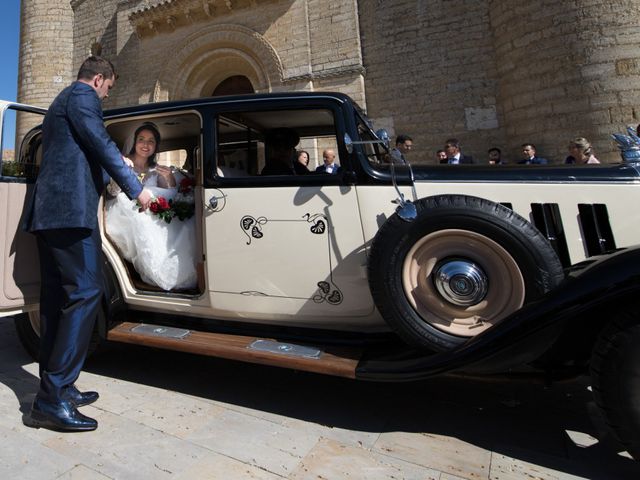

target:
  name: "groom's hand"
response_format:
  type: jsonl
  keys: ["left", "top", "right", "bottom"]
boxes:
{"left": 122, "top": 155, "right": 134, "bottom": 168}
{"left": 137, "top": 188, "right": 153, "bottom": 211}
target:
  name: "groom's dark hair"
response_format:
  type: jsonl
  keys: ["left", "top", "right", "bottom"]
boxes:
{"left": 77, "top": 56, "right": 117, "bottom": 81}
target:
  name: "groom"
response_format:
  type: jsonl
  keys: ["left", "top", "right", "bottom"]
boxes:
{"left": 23, "top": 56, "right": 152, "bottom": 431}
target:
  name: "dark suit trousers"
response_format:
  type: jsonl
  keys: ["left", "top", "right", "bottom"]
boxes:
{"left": 35, "top": 228, "right": 103, "bottom": 402}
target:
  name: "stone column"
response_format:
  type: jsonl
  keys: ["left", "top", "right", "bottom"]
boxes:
{"left": 490, "top": 0, "right": 640, "bottom": 163}
{"left": 17, "top": 0, "right": 73, "bottom": 139}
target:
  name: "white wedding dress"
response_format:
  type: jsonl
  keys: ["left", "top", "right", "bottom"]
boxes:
{"left": 105, "top": 170, "right": 198, "bottom": 291}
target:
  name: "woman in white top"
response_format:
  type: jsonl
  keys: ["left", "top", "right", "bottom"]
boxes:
{"left": 105, "top": 123, "right": 197, "bottom": 291}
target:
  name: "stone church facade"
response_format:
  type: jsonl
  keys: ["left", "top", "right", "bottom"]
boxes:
{"left": 18, "top": 0, "right": 640, "bottom": 163}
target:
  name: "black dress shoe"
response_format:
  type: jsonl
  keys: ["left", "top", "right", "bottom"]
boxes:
{"left": 24, "top": 398, "right": 97, "bottom": 432}
{"left": 66, "top": 384, "right": 99, "bottom": 407}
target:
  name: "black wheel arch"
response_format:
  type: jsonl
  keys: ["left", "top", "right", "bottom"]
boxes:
{"left": 99, "top": 254, "right": 126, "bottom": 339}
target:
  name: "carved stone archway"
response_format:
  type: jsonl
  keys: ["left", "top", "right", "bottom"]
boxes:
{"left": 154, "top": 24, "right": 283, "bottom": 101}
{"left": 212, "top": 75, "right": 254, "bottom": 96}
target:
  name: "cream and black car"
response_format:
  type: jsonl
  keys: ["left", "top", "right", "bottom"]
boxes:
{"left": 1, "top": 93, "right": 640, "bottom": 459}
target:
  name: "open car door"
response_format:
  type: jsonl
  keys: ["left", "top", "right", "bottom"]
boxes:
{"left": 0, "top": 100, "right": 46, "bottom": 317}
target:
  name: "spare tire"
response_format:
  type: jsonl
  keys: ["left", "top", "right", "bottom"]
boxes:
{"left": 368, "top": 194, "right": 565, "bottom": 351}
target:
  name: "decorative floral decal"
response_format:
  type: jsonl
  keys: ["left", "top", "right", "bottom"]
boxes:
{"left": 304, "top": 213, "right": 327, "bottom": 235}
{"left": 241, "top": 215, "right": 268, "bottom": 245}
{"left": 313, "top": 280, "right": 343, "bottom": 305}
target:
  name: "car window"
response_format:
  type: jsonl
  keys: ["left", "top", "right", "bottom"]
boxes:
{"left": 1, "top": 107, "right": 45, "bottom": 180}
{"left": 214, "top": 108, "right": 342, "bottom": 181}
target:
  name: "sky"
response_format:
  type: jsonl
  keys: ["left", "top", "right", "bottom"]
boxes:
{"left": 0, "top": 1, "right": 21, "bottom": 152}
{"left": 0, "top": 1, "right": 20, "bottom": 103}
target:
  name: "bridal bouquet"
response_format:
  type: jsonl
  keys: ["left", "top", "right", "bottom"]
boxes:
{"left": 141, "top": 176, "right": 196, "bottom": 224}
{"left": 172, "top": 177, "right": 196, "bottom": 221}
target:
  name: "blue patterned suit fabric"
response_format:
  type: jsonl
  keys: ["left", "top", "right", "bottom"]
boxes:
{"left": 24, "top": 82, "right": 142, "bottom": 232}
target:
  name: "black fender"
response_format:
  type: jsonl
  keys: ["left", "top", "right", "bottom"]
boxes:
{"left": 356, "top": 245, "right": 640, "bottom": 381}
{"left": 99, "top": 254, "right": 126, "bottom": 340}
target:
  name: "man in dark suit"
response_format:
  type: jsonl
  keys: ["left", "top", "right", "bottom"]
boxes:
{"left": 315, "top": 149, "right": 341, "bottom": 174}
{"left": 518, "top": 143, "right": 548, "bottom": 164}
{"left": 23, "top": 56, "right": 152, "bottom": 432}
{"left": 389, "top": 134, "right": 413, "bottom": 164}
{"left": 442, "top": 138, "right": 474, "bottom": 164}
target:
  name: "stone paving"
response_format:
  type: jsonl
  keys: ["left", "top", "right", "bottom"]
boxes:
{"left": 0, "top": 318, "right": 639, "bottom": 480}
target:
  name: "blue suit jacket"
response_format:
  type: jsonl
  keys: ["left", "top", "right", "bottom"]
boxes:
{"left": 25, "top": 82, "right": 142, "bottom": 232}
{"left": 518, "top": 156, "right": 548, "bottom": 165}
{"left": 315, "top": 164, "right": 341, "bottom": 174}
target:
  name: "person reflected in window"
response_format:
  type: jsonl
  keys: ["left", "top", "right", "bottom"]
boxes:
{"left": 293, "top": 149, "right": 310, "bottom": 175}
{"left": 261, "top": 128, "right": 299, "bottom": 175}
{"left": 315, "top": 149, "right": 340, "bottom": 174}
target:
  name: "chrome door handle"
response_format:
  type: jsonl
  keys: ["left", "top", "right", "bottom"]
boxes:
{"left": 206, "top": 192, "right": 227, "bottom": 212}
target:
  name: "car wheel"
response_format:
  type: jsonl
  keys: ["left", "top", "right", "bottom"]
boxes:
{"left": 14, "top": 308, "right": 105, "bottom": 363}
{"left": 368, "top": 194, "right": 565, "bottom": 351}
{"left": 590, "top": 308, "right": 640, "bottom": 460}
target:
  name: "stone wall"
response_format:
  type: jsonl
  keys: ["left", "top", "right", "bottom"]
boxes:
{"left": 18, "top": 0, "right": 640, "bottom": 164}
{"left": 67, "top": 0, "right": 365, "bottom": 108}
{"left": 490, "top": 0, "right": 640, "bottom": 163}
{"left": 359, "top": 0, "right": 640, "bottom": 164}
{"left": 358, "top": 0, "right": 503, "bottom": 164}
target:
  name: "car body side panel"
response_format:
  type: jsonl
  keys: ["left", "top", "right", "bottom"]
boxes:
{"left": 0, "top": 180, "right": 40, "bottom": 316}
{"left": 202, "top": 185, "right": 378, "bottom": 329}
{"left": 356, "top": 182, "right": 640, "bottom": 266}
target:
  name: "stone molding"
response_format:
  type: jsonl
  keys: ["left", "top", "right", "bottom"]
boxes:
{"left": 129, "top": 0, "right": 273, "bottom": 38}
{"left": 154, "top": 23, "right": 283, "bottom": 100}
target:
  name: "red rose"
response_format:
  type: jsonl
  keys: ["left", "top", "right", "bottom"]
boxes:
{"left": 179, "top": 177, "right": 194, "bottom": 193}
{"left": 157, "top": 197, "right": 170, "bottom": 209}
{"left": 149, "top": 201, "right": 160, "bottom": 213}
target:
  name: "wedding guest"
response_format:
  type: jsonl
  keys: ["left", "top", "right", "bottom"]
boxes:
{"left": 518, "top": 143, "right": 548, "bottom": 164}
{"left": 436, "top": 149, "right": 447, "bottom": 163}
{"left": 315, "top": 149, "right": 340, "bottom": 174}
{"left": 443, "top": 138, "right": 473, "bottom": 164}
{"left": 390, "top": 134, "right": 413, "bottom": 164}
{"left": 294, "top": 149, "right": 310, "bottom": 175}
{"left": 488, "top": 147, "right": 506, "bottom": 165}
{"left": 565, "top": 137, "right": 600, "bottom": 164}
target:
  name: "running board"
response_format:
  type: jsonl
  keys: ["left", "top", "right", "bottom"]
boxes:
{"left": 107, "top": 322, "right": 362, "bottom": 379}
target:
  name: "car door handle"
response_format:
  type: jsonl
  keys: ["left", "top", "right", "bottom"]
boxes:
{"left": 206, "top": 192, "right": 227, "bottom": 212}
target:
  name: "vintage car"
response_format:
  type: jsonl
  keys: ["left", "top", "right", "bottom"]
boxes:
{"left": 0, "top": 93, "right": 639, "bottom": 459}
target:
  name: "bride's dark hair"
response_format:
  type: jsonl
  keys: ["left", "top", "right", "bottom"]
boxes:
{"left": 129, "top": 122, "right": 161, "bottom": 166}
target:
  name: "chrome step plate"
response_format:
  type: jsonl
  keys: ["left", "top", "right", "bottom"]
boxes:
{"left": 131, "top": 324, "right": 190, "bottom": 339}
{"left": 248, "top": 339, "right": 322, "bottom": 359}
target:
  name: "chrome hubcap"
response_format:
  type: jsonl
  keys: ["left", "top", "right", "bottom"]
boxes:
{"left": 433, "top": 258, "right": 488, "bottom": 306}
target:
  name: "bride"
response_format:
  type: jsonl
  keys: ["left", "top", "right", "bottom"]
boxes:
{"left": 105, "top": 123, "right": 198, "bottom": 291}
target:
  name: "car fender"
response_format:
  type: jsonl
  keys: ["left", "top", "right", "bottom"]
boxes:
{"left": 356, "top": 245, "right": 640, "bottom": 381}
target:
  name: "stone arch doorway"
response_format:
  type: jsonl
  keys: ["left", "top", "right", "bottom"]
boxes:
{"left": 154, "top": 24, "right": 283, "bottom": 102}
{"left": 212, "top": 75, "right": 254, "bottom": 96}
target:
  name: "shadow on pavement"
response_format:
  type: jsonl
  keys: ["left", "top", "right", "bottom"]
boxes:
{"left": 82, "top": 340, "right": 640, "bottom": 480}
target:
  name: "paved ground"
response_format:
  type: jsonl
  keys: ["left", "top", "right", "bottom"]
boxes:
{"left": 0, "top": 319, "right": 639, "bottom": 480}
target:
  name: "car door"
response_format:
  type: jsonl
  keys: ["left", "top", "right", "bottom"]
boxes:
{"left": 0, "top": 101, "right": 46, "bottom": 317}
{"left": 202, "top": 101, "right": 375, "bottom": 325}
